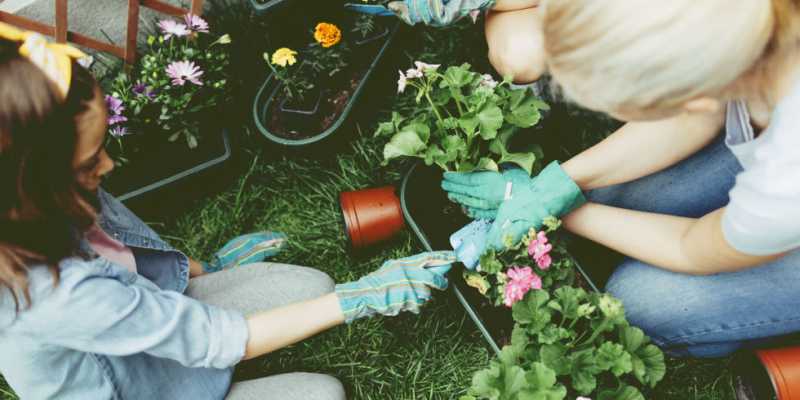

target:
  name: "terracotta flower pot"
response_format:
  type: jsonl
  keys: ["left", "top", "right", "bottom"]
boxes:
{"left": 340, "top": 186, "right": 405, "bottom": 249}
{"left": 734, "top": 347, "right": 800, "bottom": 400}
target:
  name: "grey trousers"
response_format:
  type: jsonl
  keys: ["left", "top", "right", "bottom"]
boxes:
{"left": 185, "top": 262, "right": 346, "bottom": 400}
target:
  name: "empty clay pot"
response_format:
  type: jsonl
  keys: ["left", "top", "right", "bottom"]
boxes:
{"left": 340, "top": 186, "right": 405, "bottom": 249}
{"left": 734, "top": 347, "right": 800, "bottom": 400}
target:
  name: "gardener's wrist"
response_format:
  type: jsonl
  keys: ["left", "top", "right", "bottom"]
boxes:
{"left": 537, "top": 161, "right": 587, "bottom": 217}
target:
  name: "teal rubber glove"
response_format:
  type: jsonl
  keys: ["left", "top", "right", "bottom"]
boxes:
{"left": 344, "top": 0, "right": 495, "bottom": 27}
{"left": 442, "top": 168, "right": 532, "bottom": 220}
{"left": 335, "top": 251, "right": 454, "bottom": 323}
{"left": 201, "top": 232, "right": 287, "bottom": 273}
{"left": 487, "top": 161, "right": 586, "bottom": 249}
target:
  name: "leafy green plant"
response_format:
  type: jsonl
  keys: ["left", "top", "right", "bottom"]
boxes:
{"left": 462, "top": 288, "right": 667, "bottom": 400}
{"left": 266, "top": 47, "right": 315, "bottom": 103}
{"left": 106, "top": 14, "right": 231, "bottom": 153}
{"left": 458, "top": 217, "right": 667, "bottom": 399}
{"left": 376, "top": 62, "right": 549, "bottom": 173}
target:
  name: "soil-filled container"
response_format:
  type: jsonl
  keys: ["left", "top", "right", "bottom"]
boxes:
{"left": 734, "top": 347, "right": 800, "bottom": 400}
{"left": 248, "top": 0, "right": 289, "bottom": 15}
{"left": 400, "top": 162, "right": 600, "bottom": 355}
{"left": 253, "top": 21, "right": 400, "bottom": 147}
{"left": 102, "top": 126, "right": 233, "bottom": 216}
{"left": 340, "top": 186, "right": 405, "bottom": 249}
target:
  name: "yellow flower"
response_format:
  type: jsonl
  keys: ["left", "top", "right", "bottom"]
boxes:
{"left": 271, "top": 47, "right": 298, "bottom": 67}
{"left": 314, "top": 22, "right": 342, "bottom": 48}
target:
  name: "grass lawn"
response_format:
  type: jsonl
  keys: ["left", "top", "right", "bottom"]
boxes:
{"left": 0, "top": 2, "right": 738, "bottom": 399}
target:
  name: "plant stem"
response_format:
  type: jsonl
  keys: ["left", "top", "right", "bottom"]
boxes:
{"left": 425, "top": 91, "right": 445, "bottom": 124}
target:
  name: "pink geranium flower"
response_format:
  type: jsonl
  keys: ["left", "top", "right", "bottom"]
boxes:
{"left": 528, "top": 231, "right": 553, "bottom": 270}
{"left": 166, "top": 61, "right": 204, "bottom": 86}
{"left": 158, "top": 19, "right": 190, "bottom": 39}
{"left": 503, "top": 266, "right": 542, "bottom": 307}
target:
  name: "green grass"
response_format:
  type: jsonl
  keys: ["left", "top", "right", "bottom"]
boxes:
{"left": 0, "top": 3, "right": 738, "bottom": 399}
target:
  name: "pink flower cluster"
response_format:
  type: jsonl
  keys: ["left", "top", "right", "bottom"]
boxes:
{"left": 503, "top": 266, "right": 542, "bottom": 307}
{"left": 157, "top": 14, "right": 209, "bottom": 39}
{"left": 528, "top": 231, "right": 553, "bottom": 270}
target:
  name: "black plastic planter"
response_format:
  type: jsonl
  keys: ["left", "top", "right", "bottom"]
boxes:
{"left": 278, "top": 88, "right": 323, "bottom": 133}
{"left": 102, "top": 127, "right": 232, "bottom": 215}
{"left": 253, "top": 22, "right": 400, "bottom": 147}
{"left": 400, "top": 162, "right": 600, "bottom": 356}
{"left": 248, "top": 0, "right": 289, "bottom": 15}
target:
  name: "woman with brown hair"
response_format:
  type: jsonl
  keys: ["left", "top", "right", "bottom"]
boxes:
{"left": 443, "top": 0, "right": 800, "bottom": 358}
{"left": 0, "top": 25, "right": 454, "bottom": 399}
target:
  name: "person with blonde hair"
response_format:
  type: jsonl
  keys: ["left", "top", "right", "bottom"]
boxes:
{"left": 442, "top": 0, "right": 800, "bottom": 357}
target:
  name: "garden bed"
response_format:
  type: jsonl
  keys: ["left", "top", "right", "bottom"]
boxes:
{"left": 253, "top": 21, "right": 400, "bottom": 146}
{"left": 400, "top": 162, "right": 600, "bottom": 355}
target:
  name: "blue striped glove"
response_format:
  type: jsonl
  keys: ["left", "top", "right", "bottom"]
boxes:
{"left": 345, "top": 0, "right": 495, "bottom": 27}
{"left": 201, "top": 232, "right": 287, "bottom": 273}
{"left": 335, "top": 251, "right": 455, "bottom": 323}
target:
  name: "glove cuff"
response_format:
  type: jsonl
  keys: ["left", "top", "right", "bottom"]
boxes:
{"left": 334, "top": 282, "right": 369, "bottom": 324}
{"left": 537, "top": 161, "right": 586, "bottom": 216}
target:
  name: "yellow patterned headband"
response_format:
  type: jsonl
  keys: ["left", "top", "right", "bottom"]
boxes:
{"left": 0, "top": 22, "right": 87, "bottom": 98}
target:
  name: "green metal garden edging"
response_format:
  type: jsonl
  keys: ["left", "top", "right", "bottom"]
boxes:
{"left": 248, "top": 0, "right": 288, "bottom": 15}
{"left": 115, "top": 128, "right": 232, "bottom": 202}
{"left": 252, "top": 22, "right": 400, "bottom": 146}
{"left": 399, "top": 162, "right": 599, "bottom": 357}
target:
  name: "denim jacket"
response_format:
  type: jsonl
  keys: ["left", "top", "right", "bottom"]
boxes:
{"left": 0, "top": 189, "right": 249, "bottom": 399}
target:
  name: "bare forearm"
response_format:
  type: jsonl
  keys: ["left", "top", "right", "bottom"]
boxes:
{"left": 562, "top": 111, "right": 724, "bottom": 191}
{"left": 242, "top": 293, "right": 344, "bottom": 360}
{"left": 563, "top": 204, "right": 780, "bottom": 274}
{"left": 491, "top": 0, "right": 539, "bottom": 11}
{"left": 188, "top": 258, "right": 206, "bottom": 277}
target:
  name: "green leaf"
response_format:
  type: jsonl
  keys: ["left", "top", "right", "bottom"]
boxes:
{"left": 498, "top": 152, "right": 536, "bottom": 175}
{"left": 478, "top": 250, "right": 503, "bottom": 274}
{"left": 539, "top": 344, "right": 568, "bottom": 375}
{"left": 402, "top": 121, "right": 431, "bottom": 144}
{"left": 471, "top": 363, "right": 502, "bottom": 399}
{"left": 423, "top": 145, "right": 447, "bottom": 168}
{"left": 518, "top": 363, "right": 567, "bottom": 400}
{"left": 383, "top": 130, "right": 426, "bottom": 161}
{"left": 511, "top": 324, "right": 530, "bottom": 354}
{"left": 620, "top": 326, "right": 646, "bottom": 353}
{"left": 477, "top": 104, "right": 504, "bottom": 140}
{"left": 569, "top": 348, "right": 602, "bottom": 395}
{"left": 512, "top": 291, "right": 552, "bottom": 334}
{"left": 598, "top": 384, "right": 645, "bottom": 400}
{"left": 550, "top": 287, "right": 588, "bottom": 321}
{"left": 442, "top": 63, "right": 475, "bottom": 89}
{"left": 537, "top": 325, "right": 572, "bottom": 346}
{"left": 459, "top": 115, "right": 480, "bottom": 136}
{"left": 476, "top": 157, "right": 500, "bottom": 172}
{"left": 596, "top": 342, "right": 634, "bottom": 377}
{"left": 442, "top": 135, "right": 468, "bottom": 160}
{"left": 630, "top": 342, "right": 666, "bottom": 388}
{"left": 505, "top": 91, "right": 549, "bottom": 128}
{"left": 489, "top": 126, "right": 516, "bottom": 156}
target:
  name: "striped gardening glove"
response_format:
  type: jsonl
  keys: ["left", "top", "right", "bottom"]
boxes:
{"left": 201, "top": 232, "right": 287, "bottom": 273}
{"left": 335, "top": 251, "right": 455, "bottom": 323}
{"left": 344, "top": 0, "right": 495, "bottom": 27}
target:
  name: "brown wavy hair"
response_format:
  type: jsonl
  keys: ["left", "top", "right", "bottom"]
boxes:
{"left": 0, "top": 38, "right": 101, "bottom": 311}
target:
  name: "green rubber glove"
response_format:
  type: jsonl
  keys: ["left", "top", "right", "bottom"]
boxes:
{"left": 201, "top": 232, "right": 287, "bottom": 273}
{"left": 487, "top": 161, "right": 586, "bottom": 249}
{"left": 335, "top": 251, "right": 454, "bottom": 324}
{"left": 442, "top": 168, "right": 533, "bottom": 220}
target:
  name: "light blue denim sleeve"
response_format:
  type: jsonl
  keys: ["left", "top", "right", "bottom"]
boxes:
{"left": 9, "top": 260, "right": 249, "bottom": 369}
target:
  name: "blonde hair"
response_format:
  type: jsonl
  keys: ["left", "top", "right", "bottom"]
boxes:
{"left": 541, "top": 0, "right": 798, "bottom": 115}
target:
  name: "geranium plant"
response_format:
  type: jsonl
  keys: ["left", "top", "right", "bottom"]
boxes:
{"left": 459, "top": 218, "right": 667, "bottom": 399}
{"left": 376, "top": 62, "right": 549, "bottom": 174}
{"left": 106, "top": 13, "right": 231, "bottom": 151}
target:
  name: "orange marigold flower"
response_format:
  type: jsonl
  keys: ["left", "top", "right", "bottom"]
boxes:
{"left": 314, "top": 22, "right": 342, "bottom": 48}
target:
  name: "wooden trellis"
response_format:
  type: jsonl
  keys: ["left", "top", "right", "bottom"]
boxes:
{"left": 0, "top": 0, "right": 204, "bottom": 63}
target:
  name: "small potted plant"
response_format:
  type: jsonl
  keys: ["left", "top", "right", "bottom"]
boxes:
{"left": 102, "top": 14, "right": 233, "bottom": 205}
{"left": 254, "top": 18, "right": 400, "bottom": 146}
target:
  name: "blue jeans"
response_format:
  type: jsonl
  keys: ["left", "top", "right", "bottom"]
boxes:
{"left": 586, "top": 134, "right": 800, "bottom": 358}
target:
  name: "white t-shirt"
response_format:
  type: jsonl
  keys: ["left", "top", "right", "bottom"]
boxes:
{"left": 721, "top": 81, "right": 800, "bottom": 255}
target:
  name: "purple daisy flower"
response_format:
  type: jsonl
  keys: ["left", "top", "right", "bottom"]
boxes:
{"left": 109, "top": 126, "right": 131, "bottom": 138}
{"left": 184, "top": 14, "right": 209, "bottom": 33}
{"left": 105, "top": 95, "right": 128, "bottom": 125}
{"left": 132, "top": 82, "right": 156, "bottom": 99}
{"left": 158, "top": 19, "right": 190, "bottom": 39}
{"left": 165, "top": 60, "right": 204, "bottom": 86}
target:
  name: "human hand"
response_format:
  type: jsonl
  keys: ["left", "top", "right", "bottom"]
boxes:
{"left": 334, "top": 251, "right": 454, "bottom": 323}
{"left": 345, "top": 0, "right": 495, "bottom": 27}
{"left": 201, "top": 232, "right": 287, "bottom": 273}
{"left": 442, "top": 167, "right": 533, "bottom": 220}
